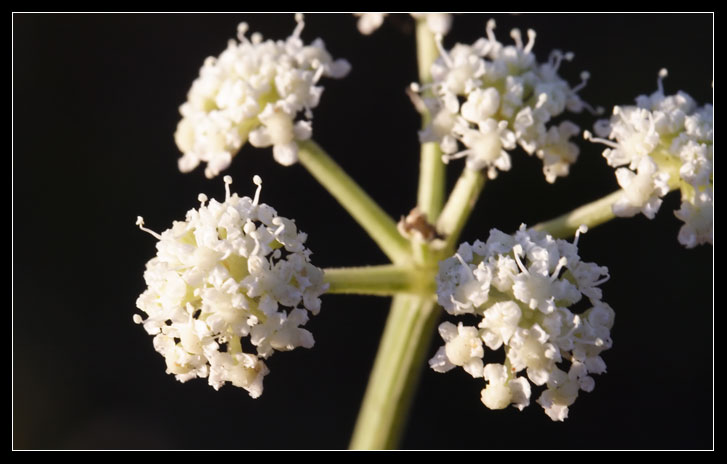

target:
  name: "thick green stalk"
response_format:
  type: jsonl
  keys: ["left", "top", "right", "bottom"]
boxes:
{"left": 531, "top": 189, "right": 623, "bottom": 238}
{"left": 323, "top": 265, "right": 434, "bottom": 297}
{"left": 349, "top": 294, "right": 440, "bottom": 450}
{"left": 415, "top": 18, "right": 445, "bottom": 224}
{"left": 435, "top": 167, "right": 486, "bottom": 253}
{"left": 297, "top": 140, "right": 412, "bottom": 265}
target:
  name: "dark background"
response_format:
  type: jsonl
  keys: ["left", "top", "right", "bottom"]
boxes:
{"left": 13, "top": 13, "right": 713, "bottom": 450}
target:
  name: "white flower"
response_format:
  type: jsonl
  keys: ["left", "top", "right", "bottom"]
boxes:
{"left": 507, "top": 324, "right": 561, "bottom": 385}
{"left": 175, "top": 16, "right": 350, "bottom": 177}
{"left": 674, "top": 187, "right": 713, "bottom": 249}
{"left": 479, "top": 301, "right": 521, "bottom": 350}
{"left": 536, "top": 367, "right": 580, "bottom": 422}
{"left": 435, "top": 242, "right": 492, "bottom": 315}
{"left": 536, "top": 121, "right": 580, "bottom": 184}
{"left": 450, "top": 118, "right": 515, "bottom": 178}
{"left": 612, "top": 155, "right": 671, "bottom": 219}
{"left": 416, "top": 19, "right": 592, "bottom": 183}
{"left": 135, "top": 176, "right": 328, "bottom": 397}
{"left": 511, "top": 244, "right": 580, "bottom": 314}
{"left": 429, "top": 322, "right": 484, "bottom": 378}
{"left": 480, "top": 363, "right": 531, "bottom": 411}
{"left": 589, "top": 69, "right": 713, "bottom": 247}
{"left": 430, "top": 225, "right": 613, "bottom": 420}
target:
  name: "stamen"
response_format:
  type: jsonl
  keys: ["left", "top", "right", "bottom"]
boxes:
{"left": 584, "top": 130, "right": 619, "bottom": 149}
{"left": 312, "top": 61, "right": 325, "bottom": 84}
{"left": 223, "top": 175, "right": 233, "bottom": 201}
{"left": 434, "top": 33, "right": 453, "bottom": 69}
{"left": 549, "top": 50, "right": 563, "bottom": 71}
{"left": 573, "top": 224, "right": 588, "bottom": 247}
{"left": 198, "top": 193, "right": 208, "bottom": 207}
{"left": 237, "top": 22, "right": 250, "bottom": 43}
{"left": 136, "top": 216, "right": 162, "bottom": 240}
{"left": 512, "top": 244, "right": 529, "bottom": 275}
{"left": 657, "top": 68, "right": 668, "bottom": 94}
{"left": 550, "top": 257, "right": 568, "bottom": 282}
{"left": 252, "top": 175, "right": 263, "bottom": 206}
{"left": 572, "top": 71, "right": 590, "bottom": 93}
{"left": 454, "top": 253, "right": 475, "bottom": 282}
{"left": 510, "top": 28, "right": 523, "bottom": 49}
{"left": 485, "top": 19, "right": 497, "bottom": 43}
{"left": 442, "top": 149, "right": 471, "bottom": 164}
{"left": 292, "top": 13, "right": 305, "bottom": 39}
{"left": 274, "top": 221, "right": 286, "bottom": 237}
{"left": 524, "top": 29, "right": 536, "bottom": 54}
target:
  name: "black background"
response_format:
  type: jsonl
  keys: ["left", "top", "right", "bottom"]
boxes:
{"left": 13, "top": 13, "right": 713, "bottom": 450}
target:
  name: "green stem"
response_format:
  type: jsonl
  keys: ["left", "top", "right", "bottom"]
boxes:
{"left": 531, "top": 189, "right": 624, "bottom": 239}
{"left": 323, "top": 265, "right": 434, "bottom": 297}
{"left": 297, "top": 140, "right": 412, "bottom": 265}
{"left": 435, "top": 167, "right": 486, "bottom": 253}
{"left": 349, "top": 294, "right": 440, "bottom": 450}
{"left": 415, "top": 18, "right": 445, "bottom": 225}
{"left": 415, "top": 17, "right": 436, "bottom": 84}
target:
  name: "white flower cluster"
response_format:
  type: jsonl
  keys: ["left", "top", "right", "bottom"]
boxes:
{"left": 175, "top": 15, "right": 351, "bottom": 178}
{"left": 587, "top": 70, "right": 713, "bottom": 248}
{"left": 134, "top": 176, "right": 328, "bottom": 398}
{"left": 354, "top": 13, "right": 453, "bottom": 36}
{"left": 415, "top": 19, "right": 592, "bottom": 182}
{"left": 430, "top": 225, "right": 614, "bottom": 421}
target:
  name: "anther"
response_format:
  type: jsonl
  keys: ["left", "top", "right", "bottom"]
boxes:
{"left": 485, "top": 19, "right": 497, "bottom": 43}
{"left": 292, "top": 13, "right": 305, "bottom": 39}
{"left": 252, "top": 175, "right": 263, "bottom": 206}
{"left": 510, "top": 29, "right": 523, "bottom": 49}
{"left": 434, "top": 34, "right": 453, "bottom": 69}
{"left": 223, "top": 175, "right": 233, "bottom": 200}
{"left": 237, "top": 22, "right": 249, "bottom": 42}
{"left": 657, "top": 68, "right": 668, "bottom": 94}
{"left": 136, "top": 216, "right": 162, "bottom": 240}
{"left": 573, "top": 224, "right": 588, "bottom": 247}
{"left": 524, "top": 29, "right": 536, "bottom": 54}
{"left": 584, "top": 130, "right": 619, "bottom": 149}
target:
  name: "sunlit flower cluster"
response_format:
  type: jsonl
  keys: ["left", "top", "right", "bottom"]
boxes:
{"left": 431, "top": 225, "right": 614, "bottom": 421}
{"left": 415, "top": 19, "right": 593, "bottom": 182}
{"left": 175, "top": 15, "right": 350, "bottom": 178}
{"left": 134, "top": 176, "right": 328, "bottom": 397}
{"left": 587, "top": 69, "right": 713, "bottom": 248}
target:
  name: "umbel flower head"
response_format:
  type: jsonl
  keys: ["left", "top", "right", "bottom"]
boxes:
{"left": 134, "top": 176, "right": 328, "bottom": 397}
{"left": 431, "top": 225, "right": 613, "bottom": 421}
{"left": 587, "top": 69, "right": 713, "bottom": 248}
{"left": 414, "top": 19, "right": 595, "bottom": 182}
{"left": 175, "top": 14, "right": 351, "bottom": 178}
